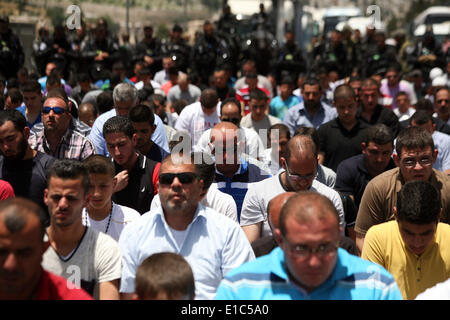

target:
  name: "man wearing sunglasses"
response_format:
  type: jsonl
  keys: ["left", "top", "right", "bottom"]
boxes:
{"left": 28, "top": 89, "right": 95, "bottom": 161}
{"left": 355, "top": 126, "right": 450, "bottom": 254}
{"left": 240, "top": 134, "right": 344, "bottom": 244}
{"left": 194, "top": 98, "right": 265, "bottom": 161}
{"left": 119, "top": 152, "right": 254, "bottom": 300}
{"left": 216, "top": 192, "right": 402, "bottom": 300}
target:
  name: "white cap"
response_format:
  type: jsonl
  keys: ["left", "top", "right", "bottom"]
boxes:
{"left": 432, "top": 76, "right": 447, "bottom": 87}
{"left": 429, "top": 67, "right": 443, "bottom": 80}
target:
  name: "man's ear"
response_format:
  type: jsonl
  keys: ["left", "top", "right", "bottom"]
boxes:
{"left": 432, "top": 149, "right": 438, "bottom": 164}
{"left": 43, "top": 188, "right": 49, "bottom": 206}
{"left": 274, "top": 228, "right": 283, "bottom": 246}
{"left": 280, "top": 157, "right": 287, "bottom": 169}
{"left": 131, "top": 133, "right": 137, "bottom": 147}
{"left": 23, "top": 126, "right": 30, "bottom": 140}
{"left": 393, "top": 153, "right": 400, "bottom": 167}
{"left": 361, "top": 142, "right": 366, "bottom": 152}
{"left": 393, "top": 206, "right": 398, "bottom": 221}
{"left": 112, "top": 176, "right": 118, "bottom": 189}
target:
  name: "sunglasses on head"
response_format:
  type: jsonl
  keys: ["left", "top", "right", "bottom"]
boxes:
{"left": 42, "top": 106, "right": 66, "bottom": 115}
{"left": 159, "top": 172, "right": 197, "bottom": 185}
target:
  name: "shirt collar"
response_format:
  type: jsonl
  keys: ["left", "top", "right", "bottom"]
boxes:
{"left": 154, "top": 202, "right": 208, "bottom": 229}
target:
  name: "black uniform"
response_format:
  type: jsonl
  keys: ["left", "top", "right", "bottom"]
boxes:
{"left": 0, "top": 27, "right": 24, "bottom": 79}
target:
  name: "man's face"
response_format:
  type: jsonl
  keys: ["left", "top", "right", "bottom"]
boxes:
{"left": 385, "top": 70, "right": 399, "bottom": 87}
{"left": 395, "top": 146, "right": 437, "bottom": 182}
{"left": 246, "top": 78, "right": 257, "bottom": 91}
{"left": 362, "top": 142, "right": 393, "bottom": 176}
{"left": 270, "top": 132, "right": 289, "bottom": 163}
{"left": 220, "top": 103, "right": 241, "bottom": 126}
{"left": 79, "top": 107, "right": 97, "bottom": 128}
{"left": 45, "top": 63, "right": 56, "bottom": 77}
{"left": 0, "top": 121, "right": 28, "bottom": 160}
{"left": 349, "top": 81, "right": 362, "bottom": 103}
{"left": 42, "top": 98, "right": 71, "bottom": 134}
{"left": 44, "top": 177, "right": 89, "bottom": 228}
{"left": 105, "top": 132, "right": 137, "bottom": 168}
{"left": 279, "top": 84, "right": 292, "bottom": 98}
{"left": 157, "top": 161, "right": 203, "bottom": 215}
{"left": 23, "top": 91, "right": 42, "bottom": 110}
{"left": 397, "top": 219, "right": 437, "bottom": 256}
{"left": 0, "top": 214, "right": 45, "bottom": 299}
{"left": 361, "top": 85, "right": 379, "bottom": 111}
{"left": 435, "top": 89, "right": 449, "bottom": 120}
{"left": 278, "top": 213, "right": 340, "bottom": 292}
{"left": 213, "top": 70, "right": 227, "bottom": 89}
{"left": 335, "top": 97, "right": 357, "bottom": 126}
{"left": 162, "top": 57, "right": 174, "bottom": 71}
{"left": 302, "top": 84, "right": 321, "bottom": 109}
{"left": 115, "top": 99, "right": 135, "bottom": 116}
{"left": 88, "top": 173, "right": 115, "bottom": 211}
{"left": 281, "top": 154, "right": 317, "bottom": 191}
{"left": 249, "top": 98, "right": 267, "bottom": 122}
{"left": 210, "top": 129, "right": 239, "bottom": 173}
{"left": 4, "top": 96, "right": 21, "bottom": 110}
{"left": 395, "top": 95, "right": 410, "bottom": 113}
{"left": 131, "top": 121, "right": 155, "bottom": 149}
{"left": 242, "top": 63, "right": 255, "bottom": 76}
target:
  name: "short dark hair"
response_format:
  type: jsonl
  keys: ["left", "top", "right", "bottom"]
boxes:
{"left": 0, "top": 109, "right": 27, "bottom": 132}
{"left": 365, "top": 124, "right": 394, "bottom": 146}
{"left": 5, "top": 88, "right": 23, "bottom": 104}
{"left": 0, "top": 197, "right": 48, "bottom": 239}
{"left": 45, "top": 88, "right": 69, "bottom": 110}
{"left": 22, "top": 80, "right": 41, "bottom": 94}
{"left": 135, "top": 252, "right": 195, "bottom": 300}
{"left": 103, "top": 115, "right": 136, "bottom": 139}
{"left": 396, "top": 126, "right": 434, "bottom": 157}
{"left": 396, "top": 181, "right": 441, "bottom": 224}
{"left": 410, "top": 110, "right": 432, "bottom": 126}
{"left": 433, "top": 86, "right": 449, "bottom": 102}
{"left": 395, "top": 91, "right": 408, "bottom": 100}
{"left": 192, "top": 152, "right": 215, "bottom": 190}
{"left": 96, "top": 91, "right": 114, "bottom": 114}
{"left": 137, "top": 86, "right": 155, "bottom": 102}
{"left": 172, "top": 99, "right": 188, "bottom": 115}
{"left": 249, "top": 88, "right": 268, "bottom": 101}
{"left": 268, "top": 123, "right": 291, "bottom": 141}
{"left": 83, "top": 154, "right": 115, "bottom": 178}
{"left": 129, "top": 104, "right": 155, "bottom": 126}
{"left": 301, "top": 77, "right": 322, "bottom": 91}
{"left": 333, "top": 84, "right": 356, "bottom": 101}
{"left": 47, "top": 159, "right": 90, "bottom": 195}
{"left": 46, "top": 73, "right": 61, "bottom": 87}
{"left": 415, "top": 98, "right": 434, "bottom": 114}
{"left": 220, "top": 97, "right": 241, "bottom": 114}
{"left": 199, "top": 89, "right": 218, "bottom": 109}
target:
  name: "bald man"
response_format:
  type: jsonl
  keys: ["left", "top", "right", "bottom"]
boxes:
{"left": 252, "top": 191, "right": 358, "bottom": 257}
{"left": 240, "top": 134, "right": 345, "bottom": 243}
{"left": 167, "top": 72, "right": 201, "bottom": 106}
{"left": 0, "top": 197, "right": 92, "bottom": 300}
{"left": 210, "top": 121, "right": 271, "bottom": 221}
{"left": 216, "top": 192, "right": 402, "bottom": 300}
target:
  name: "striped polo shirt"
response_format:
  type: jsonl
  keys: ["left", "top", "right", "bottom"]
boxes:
{"left": 215, "top": 247, "right": 403, "bottom": 300}
{"left": 214, "top": 158, "right": 271, "bottom": 221}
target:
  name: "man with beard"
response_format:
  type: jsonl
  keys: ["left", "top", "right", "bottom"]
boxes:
{"left": 0, "top": 110, "right": 55, "bottom": 214}
{"left": 28, "top": 89, "right": 95, "bottom": 161}
{"left": 283, "top": 78, "right": 337, "bottom": 137}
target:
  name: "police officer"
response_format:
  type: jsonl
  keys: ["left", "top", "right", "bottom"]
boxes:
{"left": 134, "top": 25, "right": 162, "bottom": 75}
{"left": 272, "top": 29, "right": 306, "bottom": 83}
{"left": 160, "top": 24, "right": 191, "bottom": 73}
{"left": 0, "top": 15, "right": 24, "bottom": 79}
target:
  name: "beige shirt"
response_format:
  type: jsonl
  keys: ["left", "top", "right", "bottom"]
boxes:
{"left": 355, "top": 167, "right": 450, "bottom": 236}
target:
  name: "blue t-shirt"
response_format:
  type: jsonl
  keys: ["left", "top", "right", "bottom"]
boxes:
{"left": 269, "top": 95, "right": 300, "bottom": 121}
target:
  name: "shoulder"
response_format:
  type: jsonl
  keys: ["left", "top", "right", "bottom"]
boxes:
{"left": 369, "top": 167, "right": 400, "bottom": 186}
{"left": 113, "top": 203, "right": 141, "bottom": 221}
{"left": 34, "top": 151, "right": 56, "bottom": 167}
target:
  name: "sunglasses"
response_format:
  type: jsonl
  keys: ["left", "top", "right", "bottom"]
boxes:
{"left": 42, "top": 106, "right": 67, "bottom": 115}
{"left": 159, "top": 172, "right": 197, "bottom": 185}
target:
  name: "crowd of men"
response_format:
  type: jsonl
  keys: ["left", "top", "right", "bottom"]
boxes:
{"left": 0, "top": 5, "right": 450, "bottom": 301}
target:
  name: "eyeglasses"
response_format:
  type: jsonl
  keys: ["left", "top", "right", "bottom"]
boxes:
{"left": 221, "top": 117, "right": 240, "bottom": 126}
{"left": 401, "top": 156, "right": 433, "bottom": 168}
{"left": 42, "top": 106, "right": 66, "bottom": 115}
{"left": 285, "top": 162, "right": 316, "bottom": 181}
{"left": 284, "top": 239, "right": 339, "bottom": 259}
{"left": 159, "top": 172, "right": 197, "bottom": 185}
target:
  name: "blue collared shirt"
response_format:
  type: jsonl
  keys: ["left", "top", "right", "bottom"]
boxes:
{"left": 283, "top": 101, "right": 337, "bottom": 136}
{"left": 215, "top": 247, "right": 403, "bottom": 300}
{"left": 88, "top": 108, "right": 169, "bottom": 156}
{"left": 119, "top": 204, "right": 255, "bottom": 300}
{"left": 17, "top": 106, "right": 41, "bottom": 129}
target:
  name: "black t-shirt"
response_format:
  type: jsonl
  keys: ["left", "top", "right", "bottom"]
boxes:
{"left": 335, "top": 154, "right": 396, "bottom": 208}
{"left": 318, "top": 118, "right": 370, "bottom": 172}
{"left": 0, "top": 151, "right": 56, "bottom": 217}
{"left": 357, "top": 104, "right": 400, "bottom": 137}
{"left": 214, "top": 86, "right": 236, "bottom": 102}
{"left": 112, "top": 153, "right": 160, "bottom": 214}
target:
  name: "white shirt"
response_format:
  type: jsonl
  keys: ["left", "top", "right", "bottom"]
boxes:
{"left": 150, "top": 185, "right": 238, "bottom": 223}
{"left": 174, "top": 101, "right": 221, "bottom": 147}
{"left": 82, "top": 202, "right": 141, "bottom": 242}
{"left": 194, "top": 127, "right": 266, "bottom": 161}
{"left": 118, "top": 204, "right": 254, "bottom": 300}
{"left": 393, "top": 107, "right": 416, "bottom": 122}
{"left": 416, "top": 277, "right": 450, "bottom": 300}
{"left": 240, "top": 172, "right": 345, "bottom": 238}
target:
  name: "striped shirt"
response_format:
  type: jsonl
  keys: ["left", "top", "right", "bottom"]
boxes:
{"left": 214, "top": 157, "right": 271, "bottom": 222}
{"left": 29, "top": 128, "right": 96, "bottom": 161}
{"left": 215, "top": 247, "right": 403, "bottom": 300}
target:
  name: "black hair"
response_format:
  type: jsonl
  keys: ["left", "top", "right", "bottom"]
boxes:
{"left": 410, "top": 110, "right": 432, "bottom": 126}
{"left": 103, "top": 115, "right": 136, "bottom": 139}
{"left": 365, "top": 124, "right": 394, "bottom": 146}
{"left": 129, "top": 104, "right": 155, "bottom": 126}
{"left": 0, "top": 109, "right": 27, "bottom": 132}
{"left": 396, "top": 126, "right": 434, "bottom": 157}
{"left": 249, "top": 88, "right": 268, "bottom": 101}
{"left": 397, "top": 181, "right": 441, "bottom": 224}
{"left": 46, "top": 159, "right": 90, "bottom": 195}
{"left": 96, "top": 91, "right": 114, "bottom": 114}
